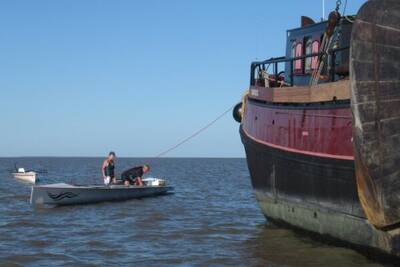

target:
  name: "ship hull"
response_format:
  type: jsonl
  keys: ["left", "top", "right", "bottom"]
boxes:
{"left": 237, "top": 0, "right": 400, "bottom": 256}
{"left": 240, "top": 124, "right": 400, "bottom": 256}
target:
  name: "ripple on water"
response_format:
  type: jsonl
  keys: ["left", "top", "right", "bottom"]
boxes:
{"left": 2, "top": 221, "right": 47, "bottom": 229}
{"left": 2, "top": 253, "right": 84, "bottom": 266}
{"left": 23, "top": 239, "right": 53, "bottom": 248}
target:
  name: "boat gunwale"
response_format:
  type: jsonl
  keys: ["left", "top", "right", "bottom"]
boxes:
{"left": 32, "top": 183, "right": 174, "bottom": 190}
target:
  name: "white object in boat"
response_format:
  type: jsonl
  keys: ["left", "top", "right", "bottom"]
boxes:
{"left": 142, "top": 177, "right": 166, "bottom": 186}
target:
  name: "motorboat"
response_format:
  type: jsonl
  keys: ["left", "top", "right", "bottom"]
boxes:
{"left": 12, "top": 168, "right": 37, "bottom": 184}
{"left": 30, "top": 178, "right": 173, "bottom": 206}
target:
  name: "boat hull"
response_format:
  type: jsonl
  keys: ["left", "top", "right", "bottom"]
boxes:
{"left": 30, "top": 183, "right": 174, "bottom": 206}
{"left": 241, "top": 125, "right": 400, "bottom": 256}
{"left": 13, "top": 172, "right": 36, "bottom": 183}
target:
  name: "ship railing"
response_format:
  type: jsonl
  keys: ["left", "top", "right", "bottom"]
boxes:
{"left": 250, "top": 46, "right": 350, "bottom": 87}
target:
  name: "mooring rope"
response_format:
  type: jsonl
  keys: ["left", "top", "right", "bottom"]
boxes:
{"left": 154, "top": 105, "right": 235, "bottom": 158}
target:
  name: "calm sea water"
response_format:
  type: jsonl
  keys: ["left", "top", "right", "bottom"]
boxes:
{"left": 0, "top": 158, "right": 394, "bottom": 266}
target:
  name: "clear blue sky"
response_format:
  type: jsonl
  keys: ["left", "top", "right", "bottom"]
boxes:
{"left": 0, "top": 0, "right": 366, "bottom": 157}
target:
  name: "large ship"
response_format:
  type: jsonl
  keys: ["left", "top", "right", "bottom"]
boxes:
{"left": 233, "top": 0, "right": 400, "bottom": 256}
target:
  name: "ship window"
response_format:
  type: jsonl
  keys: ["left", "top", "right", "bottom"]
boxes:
{"left": 311, "top": 40, "right": 320, "bottom": 70}
{"left": 294, "top": 42, "right": 303, "bottom": 73}
{"left": 291, "top": 42, "right": 296, "bottom": 58}
{"left": 305, "top": 38, "right": 312, "bottom": 73}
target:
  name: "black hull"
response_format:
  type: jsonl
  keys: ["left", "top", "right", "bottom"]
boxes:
{"left": 240, "top": 126, "right": 364, "bottom": 218}
{"left": 240, "top": 126, "right": 400, "bottom": 256}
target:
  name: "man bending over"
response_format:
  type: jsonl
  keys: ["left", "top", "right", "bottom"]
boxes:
{"left": 121, "top": 165, "right": 150, "bottom": 186}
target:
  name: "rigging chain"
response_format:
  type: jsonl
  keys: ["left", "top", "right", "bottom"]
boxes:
{"left": 336, "top": 0, "right": 342, "bottom": 12}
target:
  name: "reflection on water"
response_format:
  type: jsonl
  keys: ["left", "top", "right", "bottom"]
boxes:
{"left": 0, "top": 158, "right": 395, "bottom": 266}
{"left": 244, "top": 223, "right": 390, "bottom": 267}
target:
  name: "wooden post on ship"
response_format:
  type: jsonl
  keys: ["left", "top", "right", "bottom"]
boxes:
{"left": 351, "top": 0, "right": 400, "bottom": 229}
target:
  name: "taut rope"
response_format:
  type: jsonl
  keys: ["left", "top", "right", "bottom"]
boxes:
{"left": 154, "top": 105, "right": 235, "bottom": 158}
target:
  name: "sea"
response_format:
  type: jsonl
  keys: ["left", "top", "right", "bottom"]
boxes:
{"left": 0, "top": 157, "right": 395, "bottom": 266}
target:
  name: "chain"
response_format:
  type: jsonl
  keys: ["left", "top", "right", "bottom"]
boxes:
{"left": 335, "top": 0, "right": 342, "bottom": 12}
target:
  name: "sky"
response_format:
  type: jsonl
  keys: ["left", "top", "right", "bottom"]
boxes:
{"left": 0, "top": 0, "right": 366, "bottom": 157}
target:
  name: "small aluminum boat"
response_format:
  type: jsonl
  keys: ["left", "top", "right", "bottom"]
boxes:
{"left": 12, "top": 168, "right": 37, "bottom": 184}
{"left": 30, "top": 179, "right": 173, "bottom": 206}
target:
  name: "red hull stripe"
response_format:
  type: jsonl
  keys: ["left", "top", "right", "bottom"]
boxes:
{"left": 242, "top": 127, "right": 354, "bottom": 161}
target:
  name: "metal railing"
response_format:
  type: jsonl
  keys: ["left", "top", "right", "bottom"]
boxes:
{"left": 250, "top": 46, "right": 350, "bottom": 87}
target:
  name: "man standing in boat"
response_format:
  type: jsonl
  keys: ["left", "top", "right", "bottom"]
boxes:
{"left": 102, "top": 151, "right": 116, "bottom": 185}
{"left": 121, "top": 165, "right": 150, "bottom": 186}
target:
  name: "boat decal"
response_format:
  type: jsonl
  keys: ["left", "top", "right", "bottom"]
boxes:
{"left": 47, "top": 192, "right": 78, "bottom": 201}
